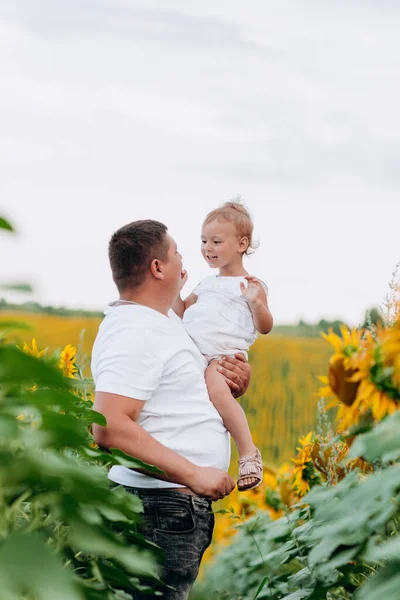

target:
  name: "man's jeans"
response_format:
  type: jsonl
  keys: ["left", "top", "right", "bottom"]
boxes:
{"left": 125, "top": 488, "right": 214, "bottom": 600}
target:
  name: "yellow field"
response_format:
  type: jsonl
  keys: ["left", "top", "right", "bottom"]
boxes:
{"left": 1, "top": 312, "right": 101, "bottom": 357}
{"left": 244, "top": 335, "right": 332, "bottom": 464}
{"left": 1, "top": 311, "right": 332, "bottom": 464}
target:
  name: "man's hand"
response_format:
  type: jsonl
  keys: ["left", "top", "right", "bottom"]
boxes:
{"left": 217, "top": 353, "right": 251, "bottom": 398}
{"left": 187, "top": 466, "right": 235, "bottom": 501}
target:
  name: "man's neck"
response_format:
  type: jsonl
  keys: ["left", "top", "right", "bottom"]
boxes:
{"left": 119, "top": 288, "right": 171, "bottom": 317}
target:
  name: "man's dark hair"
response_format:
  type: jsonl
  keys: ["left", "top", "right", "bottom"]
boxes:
{"left": 108, "top": 220, "right": 169, "bottom": 291}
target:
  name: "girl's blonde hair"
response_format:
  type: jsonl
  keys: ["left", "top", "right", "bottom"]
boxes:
{"left": 203, "top": 199, "right": 259, "bottom": 256}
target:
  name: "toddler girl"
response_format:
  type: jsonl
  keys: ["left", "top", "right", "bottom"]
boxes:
{"left": 173, "top": 202, "right": 273, "bottom": 491}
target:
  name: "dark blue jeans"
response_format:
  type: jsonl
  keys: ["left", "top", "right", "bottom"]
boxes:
{"left": 125, "top": 488, "right": 214, "bottom": 600}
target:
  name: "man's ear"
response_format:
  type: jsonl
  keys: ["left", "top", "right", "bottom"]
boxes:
{"left": 238, "top": 236, "right": 249, "bottom": 254}
{"left": 150, "top": 258, "right": 165, "bottom": 280}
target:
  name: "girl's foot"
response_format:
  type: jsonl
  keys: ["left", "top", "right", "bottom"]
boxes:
{"left": 237, "top": 448, "right": 263, "bottom": 491}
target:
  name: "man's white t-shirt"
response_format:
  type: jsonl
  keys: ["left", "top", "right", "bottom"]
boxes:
{"left": 91, "top": 303, "right": 230, "bottom": 489}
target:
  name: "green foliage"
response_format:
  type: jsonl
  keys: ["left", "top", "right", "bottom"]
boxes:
{"left": 349, "top": 411, "right": 400, "bottom": 463}
{"left": 317, "top": 320, "right": 347, "bottom": 337}
{"left": 0, "top": 341, "right": 161, "bottom": 599}
{"left": 272, "top": 320, "right": 349, "bottom": 339}
{"left": 0, "top": 217, "right": 13, "bottom": 232}
{"left": 1, "top": 214, "right": 160, "bottom": 599}
{"left": 192, "top": 411, "right": 400, "bottom": 600}
{"left": 0, "top": 298, "right": 103, "bottom": 318}
{"left": 0, "top": 283, "right": 34, "bottom": 294}
{"left": 361, "top": 307, "right": 382, "bottom": 330}
{"left": 0, "top": 217, "right": 159, "bottom": 600}
{"left": 0, "top": 300, "right": 351, "bottom": 333}
{"left": 191, "top": 509, "right": 304, "bottom": 600}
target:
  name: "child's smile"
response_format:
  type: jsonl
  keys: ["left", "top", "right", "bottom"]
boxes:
{"left": 200, "top": 219, "right": 247, "bottom": 272}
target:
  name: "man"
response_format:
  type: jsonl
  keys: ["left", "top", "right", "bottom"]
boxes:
{"left": 91, "top": 220, "right": 251, "bottom": 599}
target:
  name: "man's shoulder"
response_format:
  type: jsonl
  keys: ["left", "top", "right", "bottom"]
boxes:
{"left": 101, "top": 306, "right": 176, "bottom": 341}
{"left": 93, "top": 310, "right": 179, "bottom": 370}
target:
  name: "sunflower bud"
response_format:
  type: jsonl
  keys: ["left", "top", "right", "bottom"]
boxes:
{"left": 328, "top": 357, "right": 360, "bottom": 406}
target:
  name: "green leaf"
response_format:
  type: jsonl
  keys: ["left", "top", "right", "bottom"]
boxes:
{"left": 283, "top": 461, "right": 400, "bottom": 594}
{"left": 68, "top": 519, "right": 159, "bottom": 577}
{"left": 0, "top": 320, "right": 32, "bottom": 331}
{"left": 364, "top": 535, "right": 400, "bottom": 563}
{"left": 249, "top": 540, "right": 294, "bottom": 570}
{"left": 0, "top": 216, "right": 14, "bottom": 231}
{"left": 253, "top": 576, "right": 269, "bottom": 600}
{"left": 80, "top": 409, "right": 107, "bottom": 426}
{"left": 247, "top": 516, "right": 261, "bottom": 534}
{"left": 355, "top": 563, "right": 400, "bottom": 600}
{"left": 0, "top": 347, "right": 69, "bottom": 389}
{"left": 0, "top": 533, "right": 84, "bottom": 600}
{"left": 349, "top": 411, "right": 400, "bottom": 463}
{"left": 214, "top": 508, "right": 234, "bottom": 515}
{"left": 109, "top": 448, "right": 164, "bottom": 474}
{"left": 40, "top": 412, "right": 90, "bottom": 447}
{"left": 94, "top": 561, "right": 141, "bottom": 593}
{"left": 281, "top": 590, "right": 316, "bottom": 600}
{"left": 316, "top": 545, "right": 359, "bottom": 577}
{"left": 0, "top": 415, "right": 19, "bottom": 439}
{"left": 70, "top": 377, "right": 94, "bottom": 387}
{"left": 18, "top": 388, "right": 82, "bottom": 409}
{"left": 286, "top": 567, "right": 314, "bottom": 590}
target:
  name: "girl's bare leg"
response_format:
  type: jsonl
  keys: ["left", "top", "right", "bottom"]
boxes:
{"left": 205, "top": 360, "right": 258, "bottom": 489}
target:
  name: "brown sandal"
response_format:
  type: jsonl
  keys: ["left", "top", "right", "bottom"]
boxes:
{"left": 237, "top": 448, "right": 263, "bottom": 491}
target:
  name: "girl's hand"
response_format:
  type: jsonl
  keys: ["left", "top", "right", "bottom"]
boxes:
{"left": 240, "top": 276, "right": 262, "bottom": 305}
{"left": 180, "top": 269, "right": 188, "bottom": 291}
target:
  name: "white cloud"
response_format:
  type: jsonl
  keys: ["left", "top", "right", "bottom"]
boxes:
{"left": 0, "top": 1, "right": 399, "bottom": 324}
{"left": 0, "top": 140, "right": 53, "bottom": 164}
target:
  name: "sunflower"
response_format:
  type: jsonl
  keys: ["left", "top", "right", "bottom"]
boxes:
{"left": 59, "top": 344, "right": 78, "bottom": 378}
{"left": 292, "top": 433, "right": 320, "bottom": 497}
{"left": 19, "top": 338, "right": 47, "bottom": 359}
{"left": 322, "top": 325, "right": 364, "bottom": 369}
{"left": 379, "top": 317, "right": 400, "bottom": 393}
{"left": 345, "top": 322, "right": 400, "bottom": 424}
{"left": 321, "top": 318, "right": 400, "bottom": 431}
{"left": 292, "top": 455, "right": 312, "bottom": 496}
{"left": 319, "top": 326, "right": 365, "bottom": 407}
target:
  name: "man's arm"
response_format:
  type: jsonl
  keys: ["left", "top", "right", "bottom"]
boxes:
{"left": 93, "top": 392, "right": 235, "bottom": 501}
{"left": 217, "top": 353, "right": 252, "bottom": 398}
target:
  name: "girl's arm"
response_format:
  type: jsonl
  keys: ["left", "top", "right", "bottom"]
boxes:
{"left": 240, "top": 276, "right": 273, "bottom": 335}
{"left": 172, "top": 269, "right": 198, "bottom": 318}
{"left": 172, "top": 292, "right": 198, "bottom": 318}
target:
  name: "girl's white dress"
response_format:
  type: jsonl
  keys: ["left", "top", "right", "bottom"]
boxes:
{"left": 182, "top": 275, "right": 268, "bottom": 362}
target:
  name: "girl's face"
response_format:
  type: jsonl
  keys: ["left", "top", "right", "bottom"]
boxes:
{"left": 201, "top": 219, "right": 247, "bottom": 269}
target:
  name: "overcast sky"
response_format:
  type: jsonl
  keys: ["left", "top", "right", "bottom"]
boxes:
{"left": 1, "top": 0, "right": 399, "bottom": 324}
